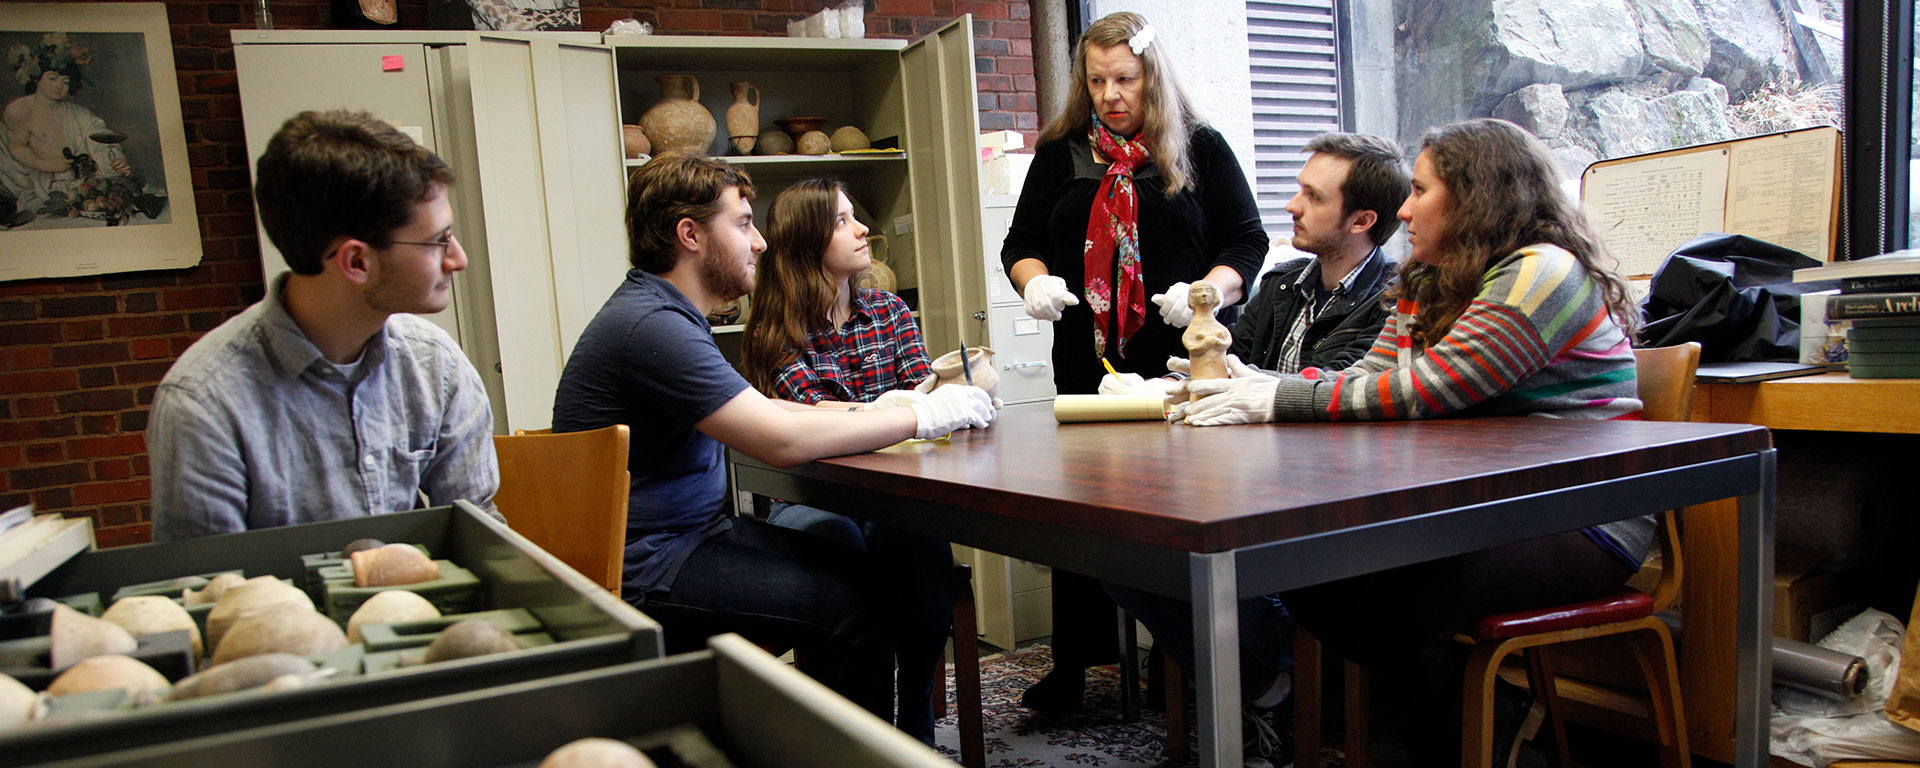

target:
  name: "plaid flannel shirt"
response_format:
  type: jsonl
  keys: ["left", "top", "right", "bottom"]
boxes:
{"left": 771, "top": 289, "right": 933, "bottom": 404}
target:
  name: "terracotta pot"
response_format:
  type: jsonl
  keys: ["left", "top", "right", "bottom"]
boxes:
{"left": 620, "top": 124, "right": 650, "bottom": 159}
{"left": 725, "top": 81, "right": 759, "bottom": 156}
{"left": 640, "top": 74, "right": 715, "bottom": 154}
{"left": 797, "top": 130, "right": 831, "bottom": 155}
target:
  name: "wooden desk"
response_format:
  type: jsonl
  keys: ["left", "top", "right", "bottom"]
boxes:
{"left": 732, "top": 405, "right": 1777, "bottom": 768}
{"left": 1693, "top": 373, "right": 1920, "bottom": 433}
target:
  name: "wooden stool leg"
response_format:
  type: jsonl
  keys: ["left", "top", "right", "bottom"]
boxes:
{"left": 1165, "top": 651, "right": 1191, "bottom": 765}
{"left": 1294, "top": 626, "right": 1323, "bottom": 768}
{"left": 1628, "top": 624, "right": 1691, "bottom": 768}
{"left": 1343, "top": 659, "right": 1368, "bottom": 768}
{"left": 953, "top": 567, "right": 985, "bottom": 768}
{"left": 1120, "top": 609, "right": 1141, "bottom": 722}
{"left": 1461, "top": 641, "right": 1512, "bottom": 768}
{"left": 1524, "top": 648, "right": 1571, "bottom": 768}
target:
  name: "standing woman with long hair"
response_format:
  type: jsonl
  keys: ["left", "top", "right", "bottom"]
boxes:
{"left": 1177, "top": 118, "right": 1645, "bottom": 766}
{"left": 999, "top": 10, "right": 1269, "bottom": 716}
{"left": 741, "top": 177, "right": 953, "bottom": 745}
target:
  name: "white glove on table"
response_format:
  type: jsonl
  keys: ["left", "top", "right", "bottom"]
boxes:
{"left": 1150, "top": 281, "right": 1194, "bottom": 327}
{"left": 1022, "top": 275, "right": 1080, "bottom": 322}
{"left": 1165, "top": 354, "right": 1270, "bottom": 380}
{"left": 869, "top": 385, "right": 997, "bottom": 439}
{"left": 1097, "top": 371, "right": 1181, "bottom": 398}
{"left": 1176, "top": 375, "right": 1280, "bottom": 426}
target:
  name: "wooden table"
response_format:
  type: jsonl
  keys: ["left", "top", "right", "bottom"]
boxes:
{"left": 1692, "top": 372, "right": 1920, "bottom": 434}
{"left": 732, "top": 404, "right": 1777, "bottom": 767}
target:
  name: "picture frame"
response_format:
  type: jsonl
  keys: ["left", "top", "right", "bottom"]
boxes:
{"left": 0, "top": 2, "right": 201, "bottom": 282}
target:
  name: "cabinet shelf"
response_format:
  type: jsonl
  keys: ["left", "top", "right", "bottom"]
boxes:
{"left": 608, "top": 35, "right": 905, "bottom": 71}
{"left": 623, "top": 153, "right": 905, "bottom": 171}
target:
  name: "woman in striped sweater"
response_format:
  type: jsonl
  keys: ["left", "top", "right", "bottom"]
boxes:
{"left": 1177, "top": 118, "right": 1648, "bottom": 766}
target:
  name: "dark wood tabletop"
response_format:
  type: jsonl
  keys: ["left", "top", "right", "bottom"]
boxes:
{"left": 740, "top": 404, "right": 1773, "bottom": 554}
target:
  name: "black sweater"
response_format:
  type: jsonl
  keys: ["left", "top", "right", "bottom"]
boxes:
{"left": 1000, "top": 125, "right": 1267, "bottom": 394}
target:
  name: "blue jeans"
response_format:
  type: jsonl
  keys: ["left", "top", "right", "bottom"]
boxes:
{"left": 1103, "top": 582, "right": 1293, "bottom": 704}
{"left": 636, "top": 517, "right": 895, "bottom": 723}
{"left": 769, "top": 502, "right": 954, "bottom": 745}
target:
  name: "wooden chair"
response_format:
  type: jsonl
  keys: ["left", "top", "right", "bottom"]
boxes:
{"left": 491, "top": 425, "right": 630, "bottom": 596}
{"left": 1294, "top": 342, "right": 1701, "bottom": 768}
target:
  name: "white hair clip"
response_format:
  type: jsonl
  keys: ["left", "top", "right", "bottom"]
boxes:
{"left": 1129, "top": 25, "right": 1156, "bottom": 55}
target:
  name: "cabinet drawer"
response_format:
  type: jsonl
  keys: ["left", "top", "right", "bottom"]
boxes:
{"left": 986, "top": 304, "right": 1055, "bottom": 404}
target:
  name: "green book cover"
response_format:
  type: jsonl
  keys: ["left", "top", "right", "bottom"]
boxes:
{"left": 1828, "top": 292, "right": 1920, "bottom": 320}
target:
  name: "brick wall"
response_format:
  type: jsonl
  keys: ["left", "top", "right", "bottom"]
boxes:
{"left": 0, "top": 0, "right": 1036, "bottom": 548}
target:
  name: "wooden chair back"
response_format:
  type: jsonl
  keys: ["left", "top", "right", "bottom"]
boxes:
{"left": 1632, "top": 342, "right": 1701, "bottom": 613}
{"left": 491, "top": 425, "right": 629, "bottom": 596}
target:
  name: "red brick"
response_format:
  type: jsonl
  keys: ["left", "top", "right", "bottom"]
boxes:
{"left": 24, "top": 442, "right": 62, "bottom": 463}
{"left": 56, "top": 388, "right": 135, "bottom": 413}
{"left": 960, "top": 0, "right": 1008, "bottom": 19}
{"left": 98, "top": 503, "right": 140, "bottom": 527}
{"left": 1008, "top": 2, "right": 1029, "bottom": 20}
{"left": 130, "top": 337, "right": 174, "bottom": 359}
{"left": 875, "top": 0, "right": 934, "bottom": 15}
{"left": 81, "top": 414, "right": 116, "bottom": 434}
{"left": 10, "top": 346, "right": 51, "bottom": 369}
{"left": 94, "top": 523, "right": 152, "bottom": 549}
{"left": 63, "top": 320, "right": 105, "bottom": 341}
{"left": 115, "top": 361, "right": 174, "bottom": 384}
{"left": 68, "top": 435, "right": 146, "bottom": 459}
{"left": 39, "top": 295, "right": 117, "bottom": 317}
{"left": 1010, "top": 38, "right": 1031, "bottom": 57}
{"left": 73, "top": 479, "right": 150, "bottom": 505}
{"left": 205, "top": 213, "right": 257, "bottom": 237}
{"left": 0, "top": 445, "right": 20, "bottom": 469}
{"left": 14, "top": 396, "right": 56, "bottom": 418}
{"left": 51, "top": 342, "right": 129, "bottom": 367}
{"left": 109, "top": 314, "right": 187, "bottom": 337}
{"left": 10, "top": 462, "right": 89, "bottom": 489}
{"left": 162, "top": 285, "right": 241, "bottom": 311}
{"left": 1, "top": 322, "right": 64, "bottom": 345}
{"left": 998, "top": 56, "right": 1033, "bottom": 74}
{"left": 0, "top": 370, "right": 79, "bottom": 394}
{"left": 656, "top": 8, "right": 727, "bottom": 30}
{"left": 31, "top": 487, "right": 69, "bottom": 509}
{"left": 131, "top": 452, "right": 150, "bottom": 476}
{"left": 170, "top": 336, "right": 199, "bottom": 355}
{"left": 94, "top": 459, "right": 134, "bottom": 481}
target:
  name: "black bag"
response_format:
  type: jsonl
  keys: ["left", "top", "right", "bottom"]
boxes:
{"left": 1638, "top": 232, "right": 1837, "bottom": 362}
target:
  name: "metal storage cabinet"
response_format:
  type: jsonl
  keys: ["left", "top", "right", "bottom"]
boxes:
{"left": 2, "top": 502, "right": 662, "bottom": 766}
{"left": 232, "top": 30, "right": 630, "bottom": 433}
{"left": 37, "top": 634, "right": 952, "bottom": 768}
{"left": 608, "top": 18, "right": 987, "bottom": 357}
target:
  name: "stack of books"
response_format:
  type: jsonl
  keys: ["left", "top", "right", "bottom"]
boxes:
{"left": 1794, "top": 251, "right": 1920, "bottom": 378}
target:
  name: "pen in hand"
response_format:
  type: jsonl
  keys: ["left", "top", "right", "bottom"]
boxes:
{"left": 959, "top": 345, "right": 975, "bottom": 387}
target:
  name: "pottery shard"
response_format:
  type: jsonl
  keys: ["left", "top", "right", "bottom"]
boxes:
{"left": 755, "top": 129, "right": 794, "bottom": 156}
{"left": 420, "top": 618, "right": 521, "bottom": 664}
{"left": 103, "top": 595, "right": 204, "bottom": 658}
{"left": 350, "top": 544, "right": 440, "bottom": 587}
{"left": 184, "top": 572, "right": 248, "bottom": 607}
{"left": 347, "top": 590, "right": 441, "bottom": 644}
{"left": 211, "top": 604, "right": 347, "bottom": 665}
{"left": 49, "top": 604, "right": 138, "bottom": 670}
{"left": 206, "top": 577, "right": 314, "bottom": 653}
{"left": 47, "top": 655, "right": 170, "bottom": 699}
{"left": 797, "top": 130, "right": 832, "bottom": 155}
{"left": 540, "top": 737, "right": 658, "bottom": 768}
{"left": 168, "top": 653, "right": 317, "bottom": 701}
{"left": 0, "top": 673, "right": 45, "bottom": 734}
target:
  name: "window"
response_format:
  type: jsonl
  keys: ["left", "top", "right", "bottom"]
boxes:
{"left": 1244, "top": 0, "right": 1343, "bottom": 239}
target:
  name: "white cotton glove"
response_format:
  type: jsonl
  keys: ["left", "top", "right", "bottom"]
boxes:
{"left": 1177, "top": 376, "right": 1280, "bottom": 426}
{"left": 1098, "top": 371, "right": 1181, "bottom": 398}
{"left": 869, "top": 385, "right": 996, "bottom": 439}
{"left": 1022, "top": 275, "right": 1080, "bottom": 322}
{"left": 1165, "top": 354, "right": 1270, "bottom": 380}
{"left": 1149, "top": 282, "right": 1194, "bottom": 327}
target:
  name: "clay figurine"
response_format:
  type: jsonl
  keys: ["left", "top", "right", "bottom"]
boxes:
{"left": 1182, "top": 281, "right": 1231, "bottom": 387}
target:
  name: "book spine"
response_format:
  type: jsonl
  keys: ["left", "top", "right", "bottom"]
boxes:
{"left": 1826, "top": 292, "right": 1920, "bottom": 319}
{"left": 1841, "top": 275, "right": 1920, "bottom": 293}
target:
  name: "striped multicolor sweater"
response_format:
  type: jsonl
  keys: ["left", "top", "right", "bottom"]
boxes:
{"left": 1269, "top": 244, "right": 1642, "bottom": 422}
{"left": 1267, "top": 244, "right": 1650, "bottom": 566}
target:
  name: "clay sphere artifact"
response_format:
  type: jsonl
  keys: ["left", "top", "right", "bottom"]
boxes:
{"left": 49, "top": 604, "right": 138, "bottom": 670}
{"left": 183, "top": 572, "right": 248, "bottom": 607}
{"left": 418, "top": 618, "right": 520, "bottom": 665}
{"left": 206, "top": 577, "right": 314, "bottom": 653}
{"left": 830, "top": 125, "right": 870, "bottom": 152}
{"left": 340, "top": 538, "right": 387, "bottom": 557}
{"left": 797, "top": 130, "right": 832, "bottom": 155}
{"left": 168, "top": 653, "right": 318, "bottom": 701}
{"left": 0, "top": 673, "right": 46, "bottom": 734}
{"left": 755, "top": 129, "right": 794, "bottom": 156}
{"left": 350, "top": 544, "right": 440, "bottom": 588}
{"left": 211, "top": 604, "right": 347, "bottom": 665}
{"left": 47, "top": 655, "right": 170, "bottom": 700}
{"left": 102, "top": 595, "right": 204, "bottom": 658}
{"left": 539, "top": 737, "right": 657, "bottom": 768}
{"left": 346, "top": 590, "right": 440, "bottom": 644}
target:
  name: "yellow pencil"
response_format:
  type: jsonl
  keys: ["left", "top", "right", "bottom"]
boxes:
{"left": 1101, "top": 357, "right": 1121, "bottom": 380}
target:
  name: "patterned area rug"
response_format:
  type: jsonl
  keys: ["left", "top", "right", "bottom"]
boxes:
{"left": 929, "top": 644, "right": 1183, "bottom": 768}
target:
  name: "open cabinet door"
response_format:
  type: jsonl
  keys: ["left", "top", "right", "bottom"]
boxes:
{"left": 901, "top": 15, "right": 987, "bottom": 355}
{"left": 465, "top": 35, "right": 628, "bottom": 431}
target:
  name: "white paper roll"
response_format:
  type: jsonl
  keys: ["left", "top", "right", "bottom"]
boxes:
{"left": 1053, "top": 394, "right": 1168, "bottom": 423}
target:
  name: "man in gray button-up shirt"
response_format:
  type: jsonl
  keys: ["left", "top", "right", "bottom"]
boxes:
{"left": 148, "top": 110, "right": 498, "bottom": 540}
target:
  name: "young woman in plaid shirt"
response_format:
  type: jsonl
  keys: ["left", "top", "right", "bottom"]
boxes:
{"left": 741, "top": 177, "right": 953, "bottom": 745}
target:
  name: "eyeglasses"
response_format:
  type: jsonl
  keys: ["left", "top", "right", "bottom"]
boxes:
{"left": 386, "top": 231, "right": 458, "bottom": 253}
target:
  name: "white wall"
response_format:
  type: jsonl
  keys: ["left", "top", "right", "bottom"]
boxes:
{"left": 1088, "top": 0, "right": 1258, "bottom": 189}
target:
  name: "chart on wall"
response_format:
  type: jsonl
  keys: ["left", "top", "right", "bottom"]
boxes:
{"left": 0, "top": 3, "right": 200, "bottom": 282}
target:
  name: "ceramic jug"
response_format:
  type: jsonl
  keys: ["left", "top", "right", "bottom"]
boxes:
{"left": 725, "top": 81, "right": 759, "bottom": 155}
{"left": 641, "top": 74, "right": 715, "bottom": 154}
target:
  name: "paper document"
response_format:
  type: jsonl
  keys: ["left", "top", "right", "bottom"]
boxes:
{"left": 1727, "top": 129, "right": 1837, "bottom": 262}
{"left": 1582, "top": 149, "right": 1728, "bottom": 277}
